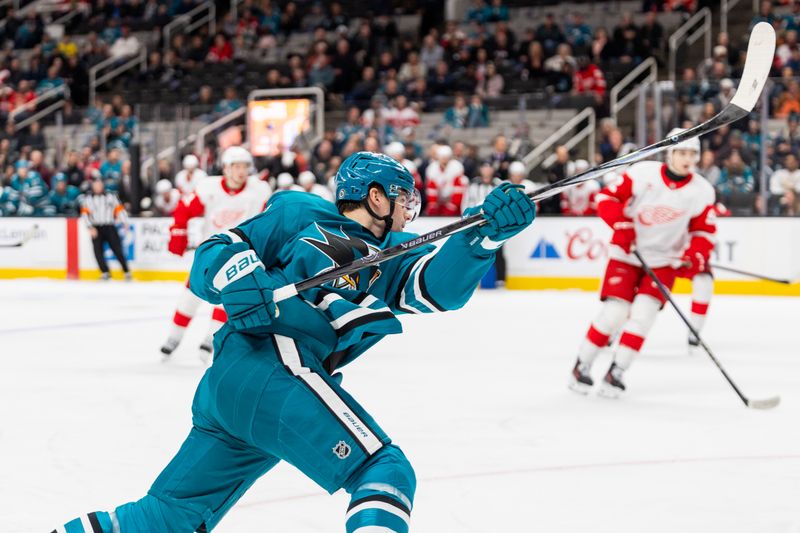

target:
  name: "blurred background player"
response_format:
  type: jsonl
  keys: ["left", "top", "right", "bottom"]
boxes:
{"left": 425, "top": 144, "right": 467, "bottom": 215}
{"left": 570, "top": 128, "right": 716, "bottom": 397}
{"left": 48, "top": 172, "right": 82, "bottom": 216}
{"left": 506, "top": 160, "right": 536, "bottom": 195}
{"left": 297, "top": 170, "right": 334, "bottom": 201}
{"left": 153, "top": 178, "right": 181, "bottom": 216}
{"left": 385, "top": 141, "right": 423, "bottom": 193}
{"left": 160, "top": 146, "right": 271, "bottom": 362}
{"left": 560, "top": 159, "right": 600, "bottom": 215}
{"left": 174, "top": 154, "right": 208, "bottom": 195}
{"left": 80, "top": 178, "right": 131, "bottom": 281}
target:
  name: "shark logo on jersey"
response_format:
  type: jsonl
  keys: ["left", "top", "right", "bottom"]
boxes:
{"left": 302, "top": 224, "right": 382, "bottom": 290}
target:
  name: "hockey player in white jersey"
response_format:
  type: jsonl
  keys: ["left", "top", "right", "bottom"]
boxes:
{"left": 174, "top": 154, "right": 208, "bottom": 195}
{"left": 160, "top": 146, "right": 272, "bottom": 361}
{"left": 570, "top": 128, "right": 717, "bottom": 396}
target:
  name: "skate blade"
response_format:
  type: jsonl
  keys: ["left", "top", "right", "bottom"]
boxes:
{"left": 597, "top": 383, "right": 624, "bottom": 399}
{"left": 568, "top": 379, "right": 593, "bottom": 395}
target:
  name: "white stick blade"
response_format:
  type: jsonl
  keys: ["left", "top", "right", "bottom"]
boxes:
{"left": 730, "top": 22, "right": 776, "bottom": 112}
{"left": 748, "top": 396, "right": 781, "bottom": 410}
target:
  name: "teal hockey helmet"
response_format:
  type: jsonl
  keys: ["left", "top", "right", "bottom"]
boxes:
{"left": 335, "top": 151, "right": 416, "bottom": 203}
{"left": 334, "top": 151, "right": 421, "bottom": 236}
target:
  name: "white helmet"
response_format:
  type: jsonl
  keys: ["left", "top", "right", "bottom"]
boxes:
{"left": 509, "top": 161, "right": 526, "bottom": 176}
{"left": 384, "top": 142, "right": 405, "bottom": 158}
{"left": 155, "top": 179, "right": 172, "bottom": 194}
{"left": 182, "top": 154, "right": 199, "bottom": 169}
{"left": 435, "top": 144, "right": 453, "bottom": 160}
{"left": 297, "top": 170, "right": 316, "bottom": 186}
{"left": 666, "top": 128, "right": 700, "bottom": 163}
{"left": 221, "top": 146, "right": 253, "bottom": 168}
{"left": 276, "top": 172, "right": 295, "bottom": 189}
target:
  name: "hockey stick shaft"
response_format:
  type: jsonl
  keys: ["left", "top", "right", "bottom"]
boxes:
{"left": 633, "top": 250, "right": 776, "bottom": 409}
{"left": 272, "top": 23, "right": 775, "bottom": 302}
{"left": 708, "top": 263, "right": 793, "bottom": 285}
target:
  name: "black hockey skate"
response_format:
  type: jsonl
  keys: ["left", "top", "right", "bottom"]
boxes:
{"left": 568, "top": 359, "right": 594, "bottom": 395}
{"left": 599, "top": 362, "right": 626, "bottom": 398}
{"left": 160, "top": 337, "right": 180, "bottom": 360}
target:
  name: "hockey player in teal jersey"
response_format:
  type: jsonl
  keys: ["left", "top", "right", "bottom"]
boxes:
{"left": 56, "top": 151, "right": 535, "bottom": 533}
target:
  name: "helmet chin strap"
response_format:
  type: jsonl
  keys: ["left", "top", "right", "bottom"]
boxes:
{"left": 364, "top": 199, "right": 396, "bottom": 240}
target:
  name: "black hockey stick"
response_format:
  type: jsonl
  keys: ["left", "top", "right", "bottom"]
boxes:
{"left": 709, "top": 263, "right": 795, "bottom": 285}
{"left": 272, "top": 23, "right": 775, "bottom": 303}
{"left": 633, "top": 249, "right": 780, "bottom": 410}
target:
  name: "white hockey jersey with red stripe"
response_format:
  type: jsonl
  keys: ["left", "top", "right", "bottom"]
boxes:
{"left": 425, "top": 159, "right": 467, "bottom": 216}
{"left": 561, "top": 180, "right": 600, "bottom": 215}
{"left": 598, "top": 161, "right": 716, "bottom": 268}
{"left": 174, "top": 175, "right": 272, "bottom": 239}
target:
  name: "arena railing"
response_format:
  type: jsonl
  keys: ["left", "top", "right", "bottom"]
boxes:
{"left": 610, "top": 57, "right": 657, "bottom": 130}
{"left": 10, "top": 84, "right": 70, "bottom": 132}
{"left": 163, "top": 1, "right": 216, "bottom": 54}
{"left": 89, "top": 48, "right": 148, "bottom": 106}
{"left": 521, "top": 107, "right": 596, "bottom": 175}
{"left": 669, "top": 7, "right": 712, "bottom": 82}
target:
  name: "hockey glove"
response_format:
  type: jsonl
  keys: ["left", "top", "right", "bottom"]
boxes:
{"left": 677, "top": 238, "right": 711, "bottom": 278}
{"left": 207, "top": 242, "right": 278, "bottom": 333}
{"left": 610, "top": 220, "right": 636, "bottom": 254}
{"left": 168, "top": 225, "right": 189, "bottom": 256}
{"left": 464, "top": 182, "right": 536, "bottom": 245}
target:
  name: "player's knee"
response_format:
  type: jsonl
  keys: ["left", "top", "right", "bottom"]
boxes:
{"left": 627, "top": 295, "right": 661, "bottom": 333}
{"left": 343, "top": 444, "right": 415, "bottom": 533}
{"left": 596, "top": 297, "right": 630, "bottom": 332}
{"left": 115, "top": 493, "right": 207, "bottom": 533}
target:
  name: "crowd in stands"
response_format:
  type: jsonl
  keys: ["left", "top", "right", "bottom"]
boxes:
{"left": 1, "top": 0, "right": 800, "bottom": 218}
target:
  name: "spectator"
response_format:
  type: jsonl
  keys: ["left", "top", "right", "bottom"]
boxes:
{"left": 153, "top": 178, "right": 181, "bottom": 216}
{"left": 750, "top": 0, "right": 777, "bottom": 30}
{"left": 591, "top": 27, "right": 613, "bottom": 66}
{"left": 428, "top": 61, "right": 454, "bottom": 96}
{"left": 425, "top": 144, "right": 467, "bottom": 216}
{"left": 698, "top": 149, "right": 721, "bottom": 187}
{"left": 48, "top": 172, "right": 82, "bottom": 216}
{"left": 770, "top": 154, "right": 800, "bottom": 215}
{"left": 206, "top": 33, "right": 233, "bottom": 63}
{"left": 16, "top": 159, "right": 51, "bottom": 216}
{"left": 384, "top": 141, "right": 423, "bottom": 194}
{"left": 99, "top": 147, "right": 124, "bottom": 192}
{"left": 398, "top": 51, "right": 427, "bottom": 86}
{"left": 611, "top": 16, "right": 645, "bottom": 64}
{"left": 536, "top": 13, "right": 565, "bottom": 57}
{"left": 331, "top": 39, "right": 359, "bottom": 93}
{"left": 420, "top": 34, "right": 445, "bottom": 71}
{"left": 384, "top": 95, "right": 420, "bottom": 129}
{"left": 573, "top": 56, "right": 606, "bottom": 97}
{"left": 545, "top": 43, "right": 576, "bottom": 92}
{"left": 640, "top": 11, "right": 664, "bottom": 60}
{"left": 28, "top": 149, "right": 51, "bottom": 185}
{"left": 348, "top": 66, "right": 378, "bottom": 103}
{"left": 487, "top": 134, "right": 511, "bottom": 180}
{"left": 717, "top": 150, "right": 755, "bottom": 199}
{"left": 565, "top": 13, "right": 593, "bottom": 54}
{"left": 483, "top": 0, "right": 509, "bottom": 22}
{"left": 520, "top": 41, "right": 546, "bottom": 81}
{"left": 467, "top": 94, "right": 490, "bottom": 127}
{"left": 215, "top": 86, "right": 243, "bottom": 117}
{"left": 109, "top": 25, "right": 140, "bottom": 60}
{"left": 464, "top": 161, "right": 501, "bottom": 210}
{"left": 62, "top": 150, "right": 87, "bottom": 190}
{"left": 476, "top": 62, "right": 504, "bottom": 98}
{"left": 36, "top": 65, "right": 65, "bottom": 95}
{"left": 775, "top": 80, "right": 800, "bottom": 118}
{"left": 308, "top": 54, "right": 335, "bottom": 89}
{"left": 442, "top": 94, "right": 470, "bottom": 129}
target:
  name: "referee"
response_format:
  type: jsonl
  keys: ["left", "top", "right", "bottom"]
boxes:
{"left": 80, "top": 178, "right": 131, "bottom": 281}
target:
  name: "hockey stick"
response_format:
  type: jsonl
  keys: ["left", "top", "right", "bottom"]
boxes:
{"left": 633, "top": 249, "right": 780, "bottom": 410}
{"left": 709, "top": 263, "right": 795, "bottom": 285}
{"left": 272, "top": 23, "right": 775, "bottom": 303}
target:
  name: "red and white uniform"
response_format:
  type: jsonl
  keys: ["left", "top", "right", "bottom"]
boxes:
{"left": 561, "top": 180, "right": 600, "bottom": 215}
{"left": 173, "top": 175, "right": 272, "bottom": 243}
{"left": 401, "top": 158, "right": 423, "bottom": 193}
{"left": 425, "top": 159, "right": 467, "bottom": 216}
{"left": 598, "top": 161, "right": 716, "bottom": 269}
{"left": 174, "top": 167, "right": 209, "bottom": 196}
{"left": 384, "top": 106, "right": 420, "bottom": 129}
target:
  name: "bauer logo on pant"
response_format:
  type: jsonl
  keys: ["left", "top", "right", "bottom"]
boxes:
{"left": 332, "top": 441, "right": 351, "bottom": 459}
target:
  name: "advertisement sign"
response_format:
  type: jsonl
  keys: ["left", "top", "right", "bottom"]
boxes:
{"left": 247, "top": 98, "right": 311, "bottom": 157}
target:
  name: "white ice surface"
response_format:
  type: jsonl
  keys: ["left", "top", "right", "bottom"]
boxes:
{"left": 1, "top": 280, "right": 798, "bottom": 533}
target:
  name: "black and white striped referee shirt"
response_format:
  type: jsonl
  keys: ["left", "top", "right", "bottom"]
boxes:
{"left": 80, "top": 192, "right": 127, "bottom": 227}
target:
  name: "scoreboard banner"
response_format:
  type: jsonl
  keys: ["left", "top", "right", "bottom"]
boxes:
{"left": 2, "top": 216, "right": 799, "bottom": 295}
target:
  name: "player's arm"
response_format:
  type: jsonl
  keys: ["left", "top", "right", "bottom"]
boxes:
{"left": 681, "top": 191, "right": 717, "bottom": 275}
{"left": 168, "top": 193, "right": 205, "bottom": 256}
{"left": 596, "top": 172, "right": 635, "bottom": 253}
{"left": 389, "top": 182, "right": 536, "bottom": 314}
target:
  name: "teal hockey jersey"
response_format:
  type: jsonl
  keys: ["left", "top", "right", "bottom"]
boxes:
{"left": 190, "top": 191, "right": 496, "bottom": 372}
